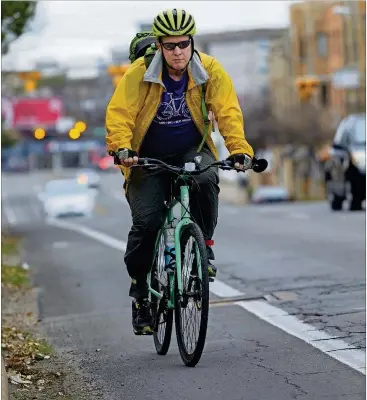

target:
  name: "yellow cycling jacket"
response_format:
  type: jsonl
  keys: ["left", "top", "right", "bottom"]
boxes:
{"left": 105, "top": 50, "right": 254, "bottom": 184}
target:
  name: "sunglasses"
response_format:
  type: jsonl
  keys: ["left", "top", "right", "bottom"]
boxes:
{"left": 161, "top": 39, "right": 191, "bottom": 51}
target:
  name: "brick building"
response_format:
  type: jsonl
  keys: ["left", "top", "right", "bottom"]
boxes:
{"left": 269, "top": 0, "right": 365, "bottom": 136}
{"left": 289, "top": 0, "right": 365, "bottom": 127}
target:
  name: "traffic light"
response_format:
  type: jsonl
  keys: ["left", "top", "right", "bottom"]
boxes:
{"left": 74, "top": 121, "right": 87, "bottom": 133}
{"left": 34, "top": 128, "right": 46, "bottom": 140}
{"left": 69, "top": 128, "right": 81, "bottom": 140}
{"left": 107, "top": 64, "right": 129, "bottom": 76}
{"left": 18, "top": 71, "right": 41, "bottom": 93}
{"left": 296, "top": 77, "right": 320, "bottom": 102}
{"left": 108, "top": 64, "right": 130, "bottom": 87}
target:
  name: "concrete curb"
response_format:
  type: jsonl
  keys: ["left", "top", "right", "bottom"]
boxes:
{"left": 1, "top": 354, "right": 9, "bottom": 400}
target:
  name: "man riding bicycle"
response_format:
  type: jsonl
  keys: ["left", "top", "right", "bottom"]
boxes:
{"left": 105, "top": 8, "right": 254, "bottom": 335}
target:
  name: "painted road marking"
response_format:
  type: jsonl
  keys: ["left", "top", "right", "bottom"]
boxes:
{"left": 2, "top": 193, "right": 17, "bottom": 225}
{"left": 46, "top": 217, "right": 365, "bottom": 375}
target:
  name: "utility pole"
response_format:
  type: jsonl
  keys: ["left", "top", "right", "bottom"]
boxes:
{"left": 341, "top": 0, "right": 361, "bottom": 113}
{"left": 304, "top": 0, "right": 314, "bottom": 76}
{"left": 350, "top": 0, "right": 364, "bottom": 111}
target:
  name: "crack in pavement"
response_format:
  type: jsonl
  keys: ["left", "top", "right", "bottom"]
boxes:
{"left": 326, "top": 347, "right": 361, "bottom": 352}
{"left": 312, "top": 335, "right": 352, "bottom": 341}
{"left": 247, "top": 358, "right": 308, "bottom": 398}
{"left": 243, "top": 341, "right": 309, "bottom": 399}
{"left": 297, "top": 393, "right": 366, "bottom": 399}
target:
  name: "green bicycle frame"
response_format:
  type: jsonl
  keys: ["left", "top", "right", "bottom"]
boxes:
{"left": 147, "top": 179, "right": 194, "bottom": 309}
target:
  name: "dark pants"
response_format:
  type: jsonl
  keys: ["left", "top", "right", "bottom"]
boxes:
{"left": 125, "top": 147, "right": 220, "bottom": 298}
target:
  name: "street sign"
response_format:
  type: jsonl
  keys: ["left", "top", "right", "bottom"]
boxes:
{"left": 92, "top": 127, "right": 106, "bottom": 136}
{"left": 332, "top": 5, "right": 351, "bottom": 16}
{"left": 12, "top": 97, "right": 64, "bottom": 129}
{"left": 332, "top": 67, "right": 360, "bottom": 89}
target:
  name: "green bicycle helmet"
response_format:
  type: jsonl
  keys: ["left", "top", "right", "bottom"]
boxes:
{"left": 152, "top": 8, "right": 196, "bottom": 37}
{"left": 129, "top": 31, "right": 156, "bottom": 63}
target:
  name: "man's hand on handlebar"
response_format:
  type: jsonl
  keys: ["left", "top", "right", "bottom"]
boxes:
{"left": 227, "top": 153, "right": 252, "bottom": 171}
{"left": 110, "top": 148, "right": 139, "bottom": 167}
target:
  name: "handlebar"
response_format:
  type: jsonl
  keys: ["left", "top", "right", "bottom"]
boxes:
{"left": 109, "top": 152, "right": 268, "bottom": 175}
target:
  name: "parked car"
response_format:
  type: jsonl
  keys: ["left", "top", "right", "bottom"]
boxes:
{"left": 38, "top": 179, "right": 97, "bottom": 218}
{"left": 3, "top": 157, "right": 29, "bottom": 172}
{"left": 251, "top": 185, "right": 291, "bottom": 204}
{"left": 76, "top": 168, "right": 100, "bottom": 188}
{"left": 328, "top": 113, "right": 365, "bottom": 211}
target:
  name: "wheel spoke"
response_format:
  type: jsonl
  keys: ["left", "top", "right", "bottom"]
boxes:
{"left": 180, "top": 237, "right": 202, "bottom": 355}
{"left": 152, "top": 233, "right": 173, "bottom": 355}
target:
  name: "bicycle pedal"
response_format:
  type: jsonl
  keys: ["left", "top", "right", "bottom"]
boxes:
{"left": 133, "top": 329, "right": 153, "bottom": 336}
{"left": 133, "top": 326, "right": 153, "bottom": 336}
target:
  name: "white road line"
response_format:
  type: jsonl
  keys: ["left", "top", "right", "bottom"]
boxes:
{"left": 2, "top": 194, "right": 17, "bottom": 225}
{"left": 3, "top": 204, "right": 17, "bottom": 225}
{"left": 46, "top": 218, "right": 366, "bottom": 375}
{"left": 47, "top": 218, "right": 126, "bottom": 251}
{"left": 234, "top": 300, "right": 365, "bottom": 375}
{"left": 210, "top": 280, "right": 243, "bottom": 297}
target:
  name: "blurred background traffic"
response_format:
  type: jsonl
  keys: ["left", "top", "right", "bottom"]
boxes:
{"left": 1, "top": 0, "right": 366, "bottom": 212}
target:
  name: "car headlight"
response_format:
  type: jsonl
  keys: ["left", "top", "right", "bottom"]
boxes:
{"left": 77, "top": 175, "right": 88, "bottom": 185}
{"left": 351, "top": 151, "right": 366, "bottom": 171}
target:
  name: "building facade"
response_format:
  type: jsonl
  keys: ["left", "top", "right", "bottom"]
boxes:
{"left": 195, "top": 28, "right": 287, "bottom": 111}
{"left": 289, "top": 0, "right": 365, "bottom": 127}
{"left": 268, "top": 33, "right": 296, "bottom": 123}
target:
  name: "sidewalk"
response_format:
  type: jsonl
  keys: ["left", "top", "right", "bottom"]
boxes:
{"left": 2, "top": 355, "right": 8, "bottom": 400}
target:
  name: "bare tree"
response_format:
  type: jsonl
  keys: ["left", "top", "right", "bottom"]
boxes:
{"left": 243, "top": 96, "right": 334, "bottom": 148}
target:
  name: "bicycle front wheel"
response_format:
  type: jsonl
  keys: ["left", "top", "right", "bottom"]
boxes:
{"left": 175, "top": 223, "right": 209, "bottom": 367}
{"left": 151, "top": 233, "right": 173, "bottom": 355}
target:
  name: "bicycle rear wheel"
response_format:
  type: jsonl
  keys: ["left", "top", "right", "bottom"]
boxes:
{"left": 174, "top": 223, "right": 209, "bottom": 367}
{"left": 150, "top": 233, "right": 173, "bottom": 355}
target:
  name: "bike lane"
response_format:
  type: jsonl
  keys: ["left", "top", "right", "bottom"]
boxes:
{"left": 22, "top": 220, "right": 365, "bottom": 400}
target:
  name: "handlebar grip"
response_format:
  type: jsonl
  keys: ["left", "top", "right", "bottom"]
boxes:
{"left": 224, "top": 156, "right": 268, "bottom": 173}
{"left": 252, "top": 158, "right": 268, "bottom": 173}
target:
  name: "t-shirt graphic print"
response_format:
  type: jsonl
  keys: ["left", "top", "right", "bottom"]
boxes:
{"left": 139, "top": 68, "right": 202, "bottom": 157}
{"left": 154, "top": 92, "right": 192, "bottom": 125}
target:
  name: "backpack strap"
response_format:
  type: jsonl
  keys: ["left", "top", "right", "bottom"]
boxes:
{"left": 194, "top": 50, "right": 215, "bottom": 153}
{"left": 196, "top": 82, "right": 215, "bottom": 153}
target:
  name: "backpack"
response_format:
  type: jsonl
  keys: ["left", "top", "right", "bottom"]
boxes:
{"left": 129, "top": 32, "right": 156, "bottom": 66}
{"left": 129, "top": 32, "right": 214, "bottom": 152}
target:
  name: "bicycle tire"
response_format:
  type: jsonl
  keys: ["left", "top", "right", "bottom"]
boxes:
{"left": 174, "top": 223, "right": 209, "bottom": 367}
{"left": 151, "top": 233, "right": 173, "bottom": 355}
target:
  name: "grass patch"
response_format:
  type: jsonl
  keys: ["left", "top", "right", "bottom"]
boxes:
{"left": 36, "top": 340, "right": 54, "bottom": 357}
{"left": 1, "top": 234, "right": 20, "bottom": 256}
{"left": 2, "top": 265, "right": 30, "bottom": 288}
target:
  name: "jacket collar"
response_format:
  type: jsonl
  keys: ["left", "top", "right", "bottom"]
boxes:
{"left": 143, "top": 49, "right": 209, "bottom": 90}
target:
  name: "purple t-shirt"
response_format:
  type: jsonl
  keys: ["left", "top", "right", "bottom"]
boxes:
{"left": 140, "top": 67, "right": 202, "bottom": 157}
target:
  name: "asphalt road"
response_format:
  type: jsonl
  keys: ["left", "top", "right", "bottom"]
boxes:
{"left": 2, "top": 170, "right": 365, "bottom": 400}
